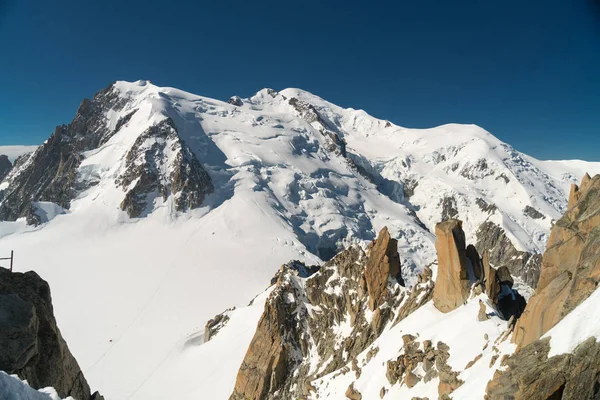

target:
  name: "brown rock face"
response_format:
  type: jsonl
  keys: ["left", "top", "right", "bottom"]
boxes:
{"left": 229, "top": 285, "right": 291, "bottom": 400}
{"left": 514, "top": 173, "right": 600, "bottom": 349}
{"left": 486, "top": 337, "right": 600, "bottom": 400}
{"left": 365, "top": 227, "right": 403, "bottom": 310}
{"left": 433, "top": 219, "right": 470, "bottom": 313}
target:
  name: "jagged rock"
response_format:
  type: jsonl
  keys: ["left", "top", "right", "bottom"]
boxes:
{"left": 433, "top": 219, "right": 470, "bottom": 312}
{"left": 345, "top": 382, "right": 362, "bottom": 400}
{"left": 523, "top": 205, "right": 545, "bottom": 219}
{"left": 482, "top": 251, "right": 500, "bottom": 301}
{"left": 486, "top": 337, "right": 600, "bottom": 400}
{"left": 365, "top": 226, "right": 403, "bottom": 310}
{"left": 440, "top": 196, "right": 459, "bottom": 221}
{"left": 436, "top": 341, "right": 463, "bottom": 397}
{"left": 0, "top": 83, "right": 128, "bottom": 222}
{"left": 477, "top": 300, "right": 489, "bottom": 321}
{"left": 228, "top": 96, "right": 243, "bottom": 106}
{"left": 203, "top": 309, "right": 232, "bottom": 343}
{"left": 495, "top": 266, "right": 513, "bottom": 285}
{"left": 230, "top": 228, "right": 433, "bottom": 400}
{"left": 514, "top": 173, "right": 600, "bottom": 348}
{"left": 229, "top": 281, "right": 291, "bottom": 400}
{"left": 475, "top": 198, "right": 497, "bottom": 214}
{"left": 404, "top": 371, "right": 420, "bottom": 388}
{"left": 0, "top": 155, "right": 12, "bottom": 182}
{"left": 466, "top": 244, "right": 483, "bottom": 280}
{"left": 117, "top": 118, "right": 213, "bottom": 217}
{"left": 475, "top": 221, "right": 542, "bottom": 288}
{"left": 0, "top": 268, "right": 97, "bottom": 400}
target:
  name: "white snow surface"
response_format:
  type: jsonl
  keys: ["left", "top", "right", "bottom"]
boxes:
{"left": 1, "top": 80, "right": 599, "bottom": 399}
{"left": 0, "top": 145, "right": 38, "bottom": 162}
{"left": 543, "top": 286, "right": 600, "bottom": 357}
{"left": 0, "top": 372, "right": 73, "bottom": 400}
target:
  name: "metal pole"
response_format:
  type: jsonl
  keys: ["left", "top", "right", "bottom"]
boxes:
{"left": 10, "top": 250, "right": 13, "bottom": 272}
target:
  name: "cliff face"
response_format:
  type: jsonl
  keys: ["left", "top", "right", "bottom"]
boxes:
{"left": 514, "top": 174, "right": 600, "bottom": 348}
{"left": 229, "top": 227, "right": 433, "bottom": 400}
{"left": 432, "top": 219, "right": 470, "bottom": 313}
{"left": 0, "top": 267, "right": 102, "bottom": 400}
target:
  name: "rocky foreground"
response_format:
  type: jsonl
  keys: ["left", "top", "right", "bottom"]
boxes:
{"left": 0, "top": 268, "right": 102, "bottom": 399}
{"left": 207, "top": 173, "right": 600, "bottom": 400}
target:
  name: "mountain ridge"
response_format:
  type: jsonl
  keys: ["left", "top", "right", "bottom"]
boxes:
{"left": 1, "top": 80, "right": 600, "bottom": 399}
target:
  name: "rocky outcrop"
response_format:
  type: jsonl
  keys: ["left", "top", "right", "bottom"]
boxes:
{"left": 486, "top": 337, "right": 600, "bottom": 400}
{"left": 116, "top": 118, "right": 213, "bottom": 218}
{"left": 482, "top": 251, "right": 499, "bottom": 302}
{"left": 0, "top": 83, "right": 128, "bottom": 222}
{"left": 385, "top": 336, "right": 463, "bottom": 398}
{"left": 228, "top": 96, "right": 243, "bottom": 106}
{"left": 567, "top": 172, "right": 591, "bottom": 209}
{"left": 0, "top": 155, "right": 12, "bottom": 182}
{"left": 433, "top": 219, "right": 470, "bottom": 313}
{"left": 230, "top": 228, "right": 434, "bottom": 400}
{"left": 523, "top": 205, "right": 545, "bottom": 220}
{"left": 514, "top": 173, "right": 600, "bottom": 348}
{"left": 475, "top": 221, "right": 542, "bottom": 288}
{"left": 365, "top": 227, "right": 403, "bottom": 310}
{"left": 0, "top": 268, "right": 101, "bottom": 400}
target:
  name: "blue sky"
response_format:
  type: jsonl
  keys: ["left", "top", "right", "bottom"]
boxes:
{"left": 1, "top": 0, "right": 599, "bottom": 160}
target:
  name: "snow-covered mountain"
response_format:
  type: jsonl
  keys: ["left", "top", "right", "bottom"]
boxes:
{"left": 1, "top": 80, "right": 599, "bottom": 399}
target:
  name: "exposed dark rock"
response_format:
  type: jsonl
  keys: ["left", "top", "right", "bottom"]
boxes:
{"left": 230, "top": 228, "right": 434, "bottom": 400}
{"left": 345, "top": 382, "right": 362, "bottom": 399}
{"left": 475, "top": 198, "right": 497, "bottom": 214}
{"left": 0, "top": 82, "right": 128, "bottom": 222}
{"left": 486, "top": 337, "right": 600, "bottom": 400}
{"left": 403, "top": 178, "right": 418, "bottom": 198}
{"left": 477, "top": 300, "right": 489, "bottom": 321}
{"left": 440, "top": 196, "right": 459, "bottom": 221}
{"left": 523, "top": 205, "right": 545, "bottom": 219}
{"left": 116, "top": 118, "right": 213, "bottom": 218}
{"left": 0, "top": 155, "right": 12, "bottom": 182}
{"left": 228, "top": 96, "right": 243, "bottom": 106}
{"left": 475, "top": 221, "right": 542, "bottom": 288}
{"left": 0, "top": 268, "right": 99, "bottom": 399}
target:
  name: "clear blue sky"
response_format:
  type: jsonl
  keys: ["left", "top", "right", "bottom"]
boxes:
{"left": 1, "top": 0, "right": 599, "bottom": 160}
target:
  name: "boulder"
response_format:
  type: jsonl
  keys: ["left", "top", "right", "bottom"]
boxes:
{"left": 365, "top": 226, "right": 403, "bottom": 310}
{"left": 514, "top": 174, "right": 600, "bottom": 348}
{"left": 0, "top": 268, "right": 96, "bottom": 400}
{"left": 433, "top": 219, "right": 470, "bottom": 313}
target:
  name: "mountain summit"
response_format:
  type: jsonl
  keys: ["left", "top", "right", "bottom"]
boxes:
{"left": 1, "top": 81, "right": 599, "bottom": 399}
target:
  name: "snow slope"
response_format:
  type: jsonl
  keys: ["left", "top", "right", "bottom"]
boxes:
{"left": 1, "top": 80, "right": 599, "bottom": 399}
{"left": 0, "top": 372, "right": 72, "bottom": 400}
